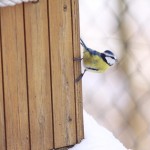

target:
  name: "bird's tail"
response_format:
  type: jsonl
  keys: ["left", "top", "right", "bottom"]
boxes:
{"left": 80, "top": 38, "right": 94, "bottom": 53}
{"left": 80, "top": 38, "right": 88, "bottom": 49}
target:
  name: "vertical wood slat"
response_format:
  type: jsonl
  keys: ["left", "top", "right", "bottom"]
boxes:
{"left": 71, "top": 0, "right": 84, "bottom": 142}
{"left": 0, "top": 5, "right": 30, "bottom": 150}
{"left": 0, "top": 27, "right": 6, "bottom": 150}
{"left": 24, "top": 0, "right": 53, "bottom": 149}
{"left": 48, "top": 0, "right": 76, "bottom": 148}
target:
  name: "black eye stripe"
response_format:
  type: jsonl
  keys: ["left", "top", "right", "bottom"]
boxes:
{"left": 111, "top": 56, "right": 114, "bottom": 59}
{"left": 105, "top": 56, "right": 114, "bottom": 59}
{"left": 101, "top": 53, "right": 112, "bottom": 66}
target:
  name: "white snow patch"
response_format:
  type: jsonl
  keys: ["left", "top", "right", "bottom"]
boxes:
{"left": 0, "top": 0, "right": 37, "bottom": 7}
{"left": 69, "top": 110, "right": 132, "bottom": 150}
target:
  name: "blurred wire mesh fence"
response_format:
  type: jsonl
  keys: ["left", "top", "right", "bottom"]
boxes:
{"left": 79, "top": 0, "right": 150, "bottom": 150}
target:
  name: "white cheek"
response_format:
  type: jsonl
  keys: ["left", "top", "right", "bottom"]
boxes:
{"left": 105, "top": 57, "right": 115, "bottom": 65}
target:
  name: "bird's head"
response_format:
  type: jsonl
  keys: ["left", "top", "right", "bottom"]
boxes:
{"left": 103, "top": 50, "right": 118, "bottom": 66}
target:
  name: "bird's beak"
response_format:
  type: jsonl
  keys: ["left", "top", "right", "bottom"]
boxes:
{"left": 115, "top": 59, "right": 118, "bottom": 63}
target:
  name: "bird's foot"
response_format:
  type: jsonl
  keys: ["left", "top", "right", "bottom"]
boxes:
{"left": 31, "top": 0, "right": 39, "bottom": 3}
{"left": 73, "top": 57, "right": 83, "bottom": 61}
{"left": 75, "top": 69, "right": 86, "bottom": 82}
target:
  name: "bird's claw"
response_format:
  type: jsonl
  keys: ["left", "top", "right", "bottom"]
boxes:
{"left": 31, "top": 0, "right": 39, "bottom": 3}
{"left": 74, "top": 57, "right": 83, "bottom": 61}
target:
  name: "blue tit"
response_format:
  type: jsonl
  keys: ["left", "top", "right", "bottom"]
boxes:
{"left": 74, "top": 38, "right": 118, "bottom": 82}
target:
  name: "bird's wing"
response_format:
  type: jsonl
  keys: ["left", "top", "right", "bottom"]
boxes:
{"left": 90, "top": 50, "right": 101, "bottom": 56}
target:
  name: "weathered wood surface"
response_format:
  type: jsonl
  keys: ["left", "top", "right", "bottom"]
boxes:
{"left": 24, "top": 0, "right": 53, "bottom": 149}
{"left": 0, "top": 22, "right": 6, "bottom": 150}
{"left": 48, "top": 0, "right": 76, "bottom": 148}
{"left": 0, "top": 0, "right": 83, "bottom": 150}
{"left": 71, "top": 0, "right": 84, "bottom": 143}
{"left": 1, "top": 5, "right": 30, "bottom": 150}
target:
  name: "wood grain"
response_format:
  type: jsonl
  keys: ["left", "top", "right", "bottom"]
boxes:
{"left": 71, "top": 0, "right": 84, "bottom": 142}
{"left": 0, "top": 5, "right": 30, "bottom": 150}
{"left": 0, "top": 25, "right": 6, "bottom": 150}
{"left": 24, "top": 0, "right": 53, "bottom": 149}
{"left": 48, "top": 0, "right": 76, "bottom": 148}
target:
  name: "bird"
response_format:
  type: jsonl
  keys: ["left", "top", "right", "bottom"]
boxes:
{"left": 74, "top": 38, "right": 118, "bottom": 82}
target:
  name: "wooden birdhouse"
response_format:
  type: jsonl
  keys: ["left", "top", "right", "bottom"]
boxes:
{"left": 0, "top": 0, "right": 84, "bottom": 150}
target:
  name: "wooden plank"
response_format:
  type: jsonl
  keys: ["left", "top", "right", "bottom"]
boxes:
{"left": 0, "top": 5, "right": 30, "bottom": 150}
{"left": 48, "top": 0, "right": 76, "bottom": 148}
{"left": 71, "top": 0, "right": 84, "bottom": 142}
{"left": 24, "top": 1, "right": 53, "bottom": 149}
{"left": 0, "top": 25, "right": 6, "bottom": 150}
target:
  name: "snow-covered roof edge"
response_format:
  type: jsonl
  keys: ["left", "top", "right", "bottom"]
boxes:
{"left": 0, "top": 0, "right": 37, "bottom": 7}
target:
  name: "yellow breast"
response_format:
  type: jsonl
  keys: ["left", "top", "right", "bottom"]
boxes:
{"left": 83, "top": 51, "right": 109, "bottom": 73}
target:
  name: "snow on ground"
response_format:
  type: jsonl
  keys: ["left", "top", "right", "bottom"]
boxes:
{"left": 70, "top": 110, "right": 131, "bottom": 150}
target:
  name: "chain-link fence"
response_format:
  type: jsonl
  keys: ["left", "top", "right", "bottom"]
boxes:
{"left": 79, "top": 0, "right": 150, "bottom": 149}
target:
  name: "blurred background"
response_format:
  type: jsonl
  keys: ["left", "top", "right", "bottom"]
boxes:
{"left": 79, "top": 0, "right": 150, "bottom": 150}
